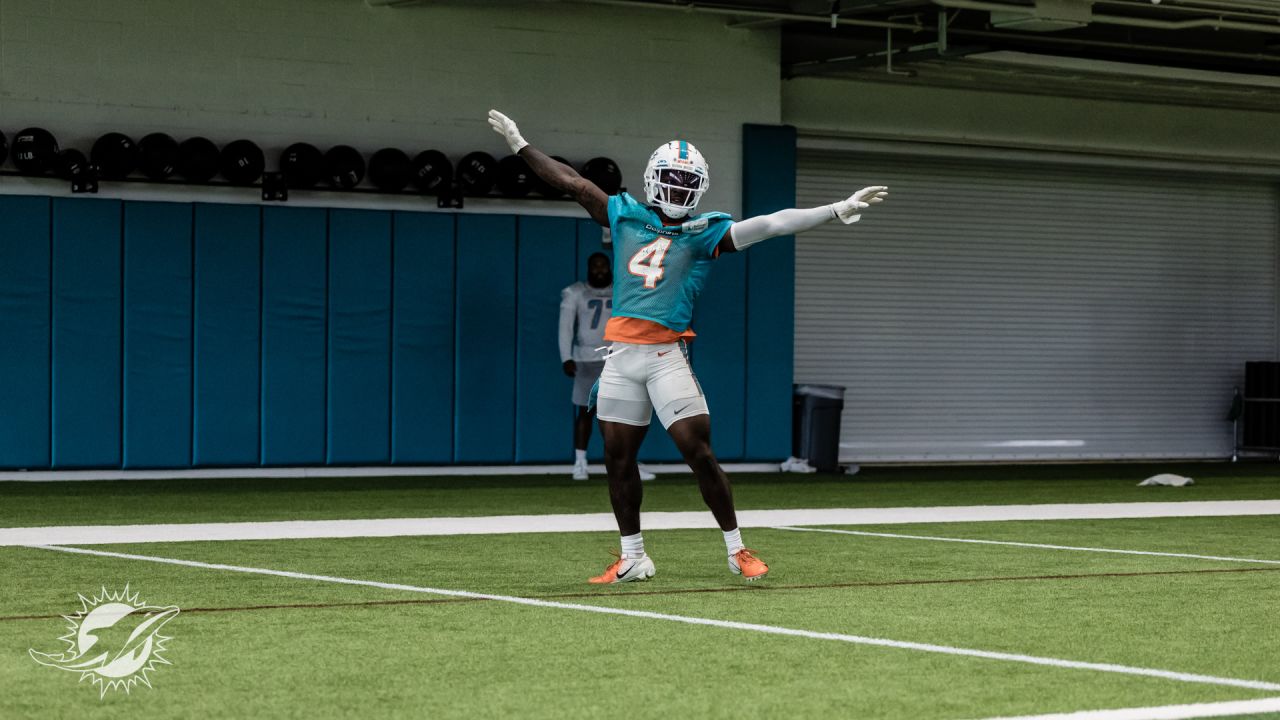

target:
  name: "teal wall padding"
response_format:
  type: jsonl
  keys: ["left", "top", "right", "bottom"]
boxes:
{"left": 0, "top": 196, "right": 51, "bottom": 468}
{"left": 515, "top": 216, "right": 578, "bottom": 463}
{"left": 193, "top": 203, "right": 261, "bottom": 466}
{"left": 260, "top": 206, "right": 328, "bottom": 465}
{"left": 575, "top": 219, "right": 609, "bottom": 462}
{"left": 454, "top": 214, "right": 517, "bottom": 463}
{"left": 1, "top": 173, "right": 797, "bottom": 469}
{"left": 391, "top": 212, "right": 455, "bottom": 464}
{"left": 51, "top": 198, "right": 123, "bottom": 468}
{"left": 123, "top": 202, "right": 193, "bottom": 468}
{"left": 327, "top": 209, "right": 393, "bottom": 464}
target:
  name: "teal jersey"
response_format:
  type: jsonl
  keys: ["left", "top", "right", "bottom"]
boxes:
{"left": 606, "top": 192, "right": 733, "bottom": 333}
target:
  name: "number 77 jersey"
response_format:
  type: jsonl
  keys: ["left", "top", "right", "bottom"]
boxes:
{"left": 606, "top": 191, "right": 733, "bottom": 336}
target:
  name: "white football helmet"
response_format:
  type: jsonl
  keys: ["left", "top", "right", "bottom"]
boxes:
{"left": 643, "top": 140, "right": 709, "bottom": 219}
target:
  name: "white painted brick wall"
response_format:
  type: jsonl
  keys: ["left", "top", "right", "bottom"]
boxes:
{"left": 0, "top": 0, "right": 782, "bottom": 215}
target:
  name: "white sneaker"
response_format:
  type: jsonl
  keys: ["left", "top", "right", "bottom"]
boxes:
{"left": 572, "top": 460, "right": 589, "bottom": 481}
{"left": 638, "top": 463, "right": 656, "bottom": 481}
{"left": 589, "top": 553, "right": 656, "bottom": 584}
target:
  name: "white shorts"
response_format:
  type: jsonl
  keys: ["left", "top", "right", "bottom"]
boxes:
{"left": 594, "top": 341, "right": 709, "bottom": 429}
{"left": 572, "top": 361, "right": 605, "bottom": 407}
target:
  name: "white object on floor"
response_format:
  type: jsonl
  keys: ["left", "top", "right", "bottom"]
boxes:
{"left": 638, "top": 464, "right": 656, "bottom": 481}
{"left": 779, "top": 456, "right": 817, "bottom": 473}
{"left": 1138, "top": 474, "right": 1194, "bottom": 487}
{"left": 572, "top": 460, "right": 589, "bottom": 481}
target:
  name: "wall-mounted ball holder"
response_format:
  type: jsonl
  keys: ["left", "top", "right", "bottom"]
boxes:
{"left": 0, "top": 128, "right": 624, "bottom": 210}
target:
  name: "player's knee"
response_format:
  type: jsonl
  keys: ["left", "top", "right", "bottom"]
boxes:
{"left": 681, "top": 441, "right": 715, "bottom": 468}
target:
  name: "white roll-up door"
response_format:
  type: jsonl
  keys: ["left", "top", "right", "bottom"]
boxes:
{"left": 795, "top": 149, "right": 1278, "bottom": 462}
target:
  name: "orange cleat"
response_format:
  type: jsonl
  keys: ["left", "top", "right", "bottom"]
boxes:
{"left": 588, "top": 551, "right": 656, "bottom": 584}
{"left": 729, "top": 548, "right": 769, "bottom": 581}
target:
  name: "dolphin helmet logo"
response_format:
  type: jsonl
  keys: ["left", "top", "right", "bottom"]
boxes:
{"left": 30, "top": 586, "right": 179, "bottom": 698}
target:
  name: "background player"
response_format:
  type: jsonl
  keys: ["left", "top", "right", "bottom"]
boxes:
{"left": 490, "top": 109, "right": 887, "bottom": 584}
{"left": 559, "top": 252, "right": 656, "bottom": 481}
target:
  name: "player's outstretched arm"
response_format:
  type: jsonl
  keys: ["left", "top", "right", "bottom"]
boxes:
{"left": 488, "top": 109, "right": 609, "bottom": 227}
{"left": 717, "top": 186, "right": 888, "bottom": 255}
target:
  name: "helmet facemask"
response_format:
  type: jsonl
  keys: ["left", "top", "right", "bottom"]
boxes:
{"left": 644, "top": 141, "right": 709, "bottom": 220}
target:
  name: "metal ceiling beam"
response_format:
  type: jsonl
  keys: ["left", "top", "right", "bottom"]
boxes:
{"left": 931, "top": 0, "right": 1280, "bottom": 34}
{"left": 785, "top": 43, "right": 989, "bottom": 76}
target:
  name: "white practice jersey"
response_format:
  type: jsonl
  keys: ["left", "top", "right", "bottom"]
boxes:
{"left": 559, "top": 282, "right": 613, "bottom": 363}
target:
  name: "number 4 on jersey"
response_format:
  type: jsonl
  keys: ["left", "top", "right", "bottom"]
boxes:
{"left": 629, "top": 237, "right": 671, "bottom": 289}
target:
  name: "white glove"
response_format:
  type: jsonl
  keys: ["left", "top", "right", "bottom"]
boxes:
{"left": 830, "top": 185, "right": 889, "bottom": 224}
{"left": 487, "top": 109, "right": 529, "bottom": 154}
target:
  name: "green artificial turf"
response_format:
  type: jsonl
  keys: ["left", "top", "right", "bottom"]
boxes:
{"left": 3, "top": 462, "right": 1279, "bottom": 528}
{"left": 2, "top": 514, "right": 1278, "bottom": 719}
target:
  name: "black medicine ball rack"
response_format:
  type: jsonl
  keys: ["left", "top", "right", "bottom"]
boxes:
{"left": 0, "top": 128, "right": 624, "bottom": 209}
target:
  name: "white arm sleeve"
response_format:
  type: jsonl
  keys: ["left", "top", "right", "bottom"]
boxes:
{"left": 731, "top": 205, "right": 837, "bottom": 251}
{"left": 558, "top": 288, "right": 576, "bottom": 363}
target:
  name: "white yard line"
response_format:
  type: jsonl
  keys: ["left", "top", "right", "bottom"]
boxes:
{"left": 28, "top": 544, "right": 1280, "bottom": 694}
{"left": 3, "top": 500, "right": 1278, "bottom": 547}
{"left": 973, "top": 696, "right": 1280, "bottom": 720}
{"left": 772, "top": 526, "right": 1280, "bottom": 566}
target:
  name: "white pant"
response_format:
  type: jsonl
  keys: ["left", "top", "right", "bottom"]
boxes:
{"left": 595, "top": 341, "right": 709, "bottom": 429}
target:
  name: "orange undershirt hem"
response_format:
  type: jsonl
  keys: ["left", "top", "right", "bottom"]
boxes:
{"left": 604, "top": 317, "right": 695, "bottom": 345}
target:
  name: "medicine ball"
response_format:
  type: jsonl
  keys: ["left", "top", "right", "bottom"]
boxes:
{"left": 496, "top": 154, "right": 535, "bottom": 198}
{"left": 368, "top": 148, "right": 411, "bottom": 192}
{"left": 12, "top": 127, "right": 59, "bottom": 175}
{"left": 221, "top": 139, "right": 264, "bottom": 185}
{"left": 325, "top": 145, "right": 365, "bottom": 189}
{"left": 532, "top": 155, "right": 572, "bottom": 198}
{"left": 91, "top": 132, "right": 138, "bottom": 179}
{"left": 177, "top": 137, "right": 220, "bottom": 183}
{"left": 581, "top": 157, "right": 622, "bottom": 195}
{"left": 280, "top": 142, "right": 323, "bottom": 189}
{"left": 138, "top": 133, "right": 179, "bottom": 180}
{"left": 456, "top": 151, "right": 497, "bottom": 196}
{"left": 57, "top": 149, "right": 91, "bottom": 180}
{"left": 412, "top": 150, "right": 452, "bottom": 194}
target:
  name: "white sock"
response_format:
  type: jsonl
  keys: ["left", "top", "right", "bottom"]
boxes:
{"left": 621, "top": 532, "right": 645, "bottom": 559}
{"left": 723, "top": 528, "right": 744, "bottom": 555}
{"left": 574, "top": 449, "right": 587, "bottom": 463}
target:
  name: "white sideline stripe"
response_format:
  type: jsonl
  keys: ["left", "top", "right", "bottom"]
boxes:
{"left": 0, "top": 463, "right": 777, "bottom": 482}
{"left": 3, "top": 500, "right": 1279, "bottom": 547}
{"left": 974, "top": 696, "right": 1280, "bottom": 720}
{"left": 29, "top": 544, "right": 1280, "bottom": 693}
{"left": 773, "top": 527, "right": 1280, "bottom": 566}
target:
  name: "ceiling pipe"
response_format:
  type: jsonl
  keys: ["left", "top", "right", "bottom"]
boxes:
{"left": 930, "top": 0, "right": 1280, "bottom": 35}
{"left": 565, "top": 0, "right": 925, "bottom": 31}
{"left": 1096, "top": 0, "right": 1280, "bottom": 23}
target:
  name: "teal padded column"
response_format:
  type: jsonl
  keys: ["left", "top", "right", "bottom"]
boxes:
{"left": 261, "top": 206, "right": 327, "bottom": 465}
{"left": 690, "top": 254, "right": 747, "bottom": 461}
{"left": 743, "top": 124, "right": 797, "bottom": 460}
{"left": 123, "top": 202, "right": 193, "bottom": 468}
{"left": 327, "top": 209, "right": 393, "bottom": 464}
{"left": 0, "top": 196, "right": 51, "bottom": 468}
{"left": 193, "top": 203, "right": 261, "bottom": 466}
{"left": 454, "top": 214, "right": 517, "bottom": 463}
{"left": 391, "top": 212, "right": 455, "bottom": 464}
{"left": 515, "top": 216, "right": 577, "bottom": 463}
{"left": 52, "top": 198, "right": 123, "bottom": 468}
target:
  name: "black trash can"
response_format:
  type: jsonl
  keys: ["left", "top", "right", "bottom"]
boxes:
{"left": 792, "top": 384, "right": 845, "bottom": 473}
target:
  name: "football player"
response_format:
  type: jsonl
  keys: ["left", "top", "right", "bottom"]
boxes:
{"left": 559, "top": 253, "right": 656, "bottom": 482}
{"left": 490, "top": 110, "right": 888, "bottom": 583}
